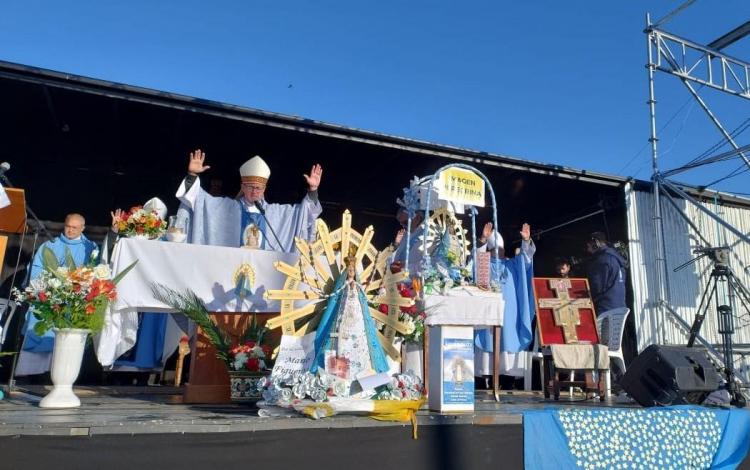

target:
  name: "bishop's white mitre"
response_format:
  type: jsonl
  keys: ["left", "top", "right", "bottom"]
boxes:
{"left": 143, "top": 197, "right": 168, "bottom": 219}
{"left": 239, "top": 156, "right": 271, "bottom": 183}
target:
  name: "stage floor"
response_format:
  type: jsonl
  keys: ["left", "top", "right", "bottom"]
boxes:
{"left": 0, "top": 386, "right": 635, "bottom": 437}
{"left": 1, "top": 387, "right": 748, "bottom": 470}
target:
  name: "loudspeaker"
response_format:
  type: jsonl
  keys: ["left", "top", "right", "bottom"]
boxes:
{"left": 620, "top": 344, "right": 721, "bottom": 407}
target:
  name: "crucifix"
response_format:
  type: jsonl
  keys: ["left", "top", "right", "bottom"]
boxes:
{"left": 538, "top": 278, "right": 593, "bottom": 343}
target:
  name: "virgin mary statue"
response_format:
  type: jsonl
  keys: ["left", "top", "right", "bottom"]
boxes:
{"left": 310, "top": 248, "right": 389, "bottom": 381}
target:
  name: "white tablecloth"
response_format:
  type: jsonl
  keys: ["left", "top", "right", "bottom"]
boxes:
{"left": 97, "top": 239, "right": 299, "bottom": 366}
{"left": 110, "top": 238, "right": 298, "bottom": 313}
{"left": 423, "top": 286, "right": 504, "bottom": 326}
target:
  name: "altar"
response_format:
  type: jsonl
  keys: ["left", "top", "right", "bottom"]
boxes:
{"left": 98, "top": 238, "right": 299, "bottom": 403}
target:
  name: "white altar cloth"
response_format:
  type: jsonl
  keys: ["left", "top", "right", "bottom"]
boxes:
{"left": 96, "top": 239, "right": 298, "bottom": 366}
{"left": 423, "top": 286, "right": 504, "bottom": 326}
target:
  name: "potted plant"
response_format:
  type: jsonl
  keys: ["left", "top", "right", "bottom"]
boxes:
{"left": 12, "top": 247, "right": 136, "bottom": 408}
{"left": 151, "top": 284, "right": 274, "bottom": 403}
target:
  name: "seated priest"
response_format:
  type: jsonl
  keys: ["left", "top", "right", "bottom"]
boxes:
{"left": 474, "top": 222, "right": 537, "bottom": 385}
{"left": 16, "top": 213, "right": 99, "bottom": 376}
{"left": 175, "top": 149, "right": 323, "bottom": 251}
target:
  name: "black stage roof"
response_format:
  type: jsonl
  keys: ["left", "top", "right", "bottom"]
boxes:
{"left": 0, "top": 59, "right": 633, "bottom": 274}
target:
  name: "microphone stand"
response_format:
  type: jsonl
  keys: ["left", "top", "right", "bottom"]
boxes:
{"left": 0, "top": 173, "right": 53, "bottom": 241}
{"left": 254, "top": 201, "right": 284, "bottom": 251}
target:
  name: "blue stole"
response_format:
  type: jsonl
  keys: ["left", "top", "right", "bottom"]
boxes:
{"left": 310, "top": 274, "right": 389, "bottom": 375}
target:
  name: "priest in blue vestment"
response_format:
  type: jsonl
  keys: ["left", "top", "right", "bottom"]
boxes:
{"left": 175, "top": 149, "right": 323, "bottom": 251}
{"left": 474, "top": 222, "right": 536, "bottom": 379}
{"left": 16, "top": 213, "right": 99, "bottom": 375}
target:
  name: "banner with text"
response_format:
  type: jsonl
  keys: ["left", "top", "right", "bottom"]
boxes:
{"left": 437, "top": 168, "right": 485, "bottom": 207}
{"left": 271, "top": 333, "right": 316, "bottom": 378}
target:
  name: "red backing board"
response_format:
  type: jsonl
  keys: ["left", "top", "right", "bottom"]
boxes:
{"left": 533, "top": 277, "right": 599, "bottom": 346}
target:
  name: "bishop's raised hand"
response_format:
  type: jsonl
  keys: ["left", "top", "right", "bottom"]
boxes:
{"left": 304, "top": 164, "right": 323, "bottom": 191}
{"left": 188, "top": 149, "right": 211, "bottom": 176}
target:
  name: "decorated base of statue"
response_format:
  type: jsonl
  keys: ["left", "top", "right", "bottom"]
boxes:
{"left": 228, "top": 370, "right": 270, "bottom": 403}
{"left": 39, "top": 328, "right": 89, "bottom": 409}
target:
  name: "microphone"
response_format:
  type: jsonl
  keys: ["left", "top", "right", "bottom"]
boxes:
{"left": 253, "top": 200, "right": 265, "bottom": 215}
{"left": 0, "top": 162, "right": 9, "bottom": 177}
{"left": 253, "top": 200, "right": 284, "bottom": 251}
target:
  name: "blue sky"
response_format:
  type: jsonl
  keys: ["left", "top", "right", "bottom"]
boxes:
{"left": 2, "top": 1, "right": 749, "bottom": 193}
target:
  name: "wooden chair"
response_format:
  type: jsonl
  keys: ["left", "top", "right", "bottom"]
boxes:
{"left": 532, "top": 277, "right": 608, "bottom": 401}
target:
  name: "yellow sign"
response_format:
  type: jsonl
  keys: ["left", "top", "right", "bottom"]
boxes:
{"left": 437, "top": 168, "right": 485, "bottom": 207}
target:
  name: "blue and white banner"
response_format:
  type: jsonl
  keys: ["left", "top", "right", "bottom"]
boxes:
{"left": 524, "top": 406, "right": 750, "bottom": 469}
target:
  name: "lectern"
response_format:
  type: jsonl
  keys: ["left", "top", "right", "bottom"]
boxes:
{"left": 0, "top": 188, "right": 26, "bottom": 270}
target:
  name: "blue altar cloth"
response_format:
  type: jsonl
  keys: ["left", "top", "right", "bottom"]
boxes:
{"left": 523, "top": 405, "right": 750, "bottom": 469}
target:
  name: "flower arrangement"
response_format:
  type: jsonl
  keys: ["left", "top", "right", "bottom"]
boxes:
{"left": 228, "top": 319, "right": 273, "bottom": 372}
{"left": 377, "top": 283, "right": 427, "bottom": 344}
{"left": 113, "top": 206, "right": 167, "bottom": 239}
{"left": 261, "top": 370, "right": 423, "bottom": 405}
{"left": 12, "top": 247, "right": 136, "bottom": 334}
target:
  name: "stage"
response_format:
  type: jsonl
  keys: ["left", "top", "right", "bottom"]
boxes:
{"left": 1, "top": 387, "right": 747, "bottom": 470}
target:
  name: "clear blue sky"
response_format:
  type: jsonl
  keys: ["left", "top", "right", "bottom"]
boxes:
{"left": 2, "top": 1, "right": 749, "bottom": 193}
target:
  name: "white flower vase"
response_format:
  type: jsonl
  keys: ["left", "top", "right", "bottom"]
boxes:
{"left": 401, "top": 340, "right": 424, "bottom": 381}
{"left": 39, "top": 328, "right": 89, "bottom": 409}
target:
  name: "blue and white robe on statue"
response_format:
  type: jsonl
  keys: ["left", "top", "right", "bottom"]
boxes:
{"left": 16, "top": 234, "right": 98, "bottom": 376}
{"left": 474, "top": 240, "right": 536, "bottom": 377}
{"left": 175, "top": 176, "right": 322, "bottom": 251}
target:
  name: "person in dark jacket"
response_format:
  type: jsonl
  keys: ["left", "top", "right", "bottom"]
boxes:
{"left": 585, "top": 232, "right": 627, "bottom": 313}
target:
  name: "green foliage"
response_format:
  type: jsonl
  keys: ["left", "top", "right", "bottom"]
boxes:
{"left": 151, "top": 283, "right": 232, "bottom": 368}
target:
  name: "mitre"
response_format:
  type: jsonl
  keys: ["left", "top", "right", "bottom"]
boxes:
{"left": 239, "top": 156, "right": 271, "bottom": 184}
{"left": 143, "top": 197, "right": 168, "bottom": 220}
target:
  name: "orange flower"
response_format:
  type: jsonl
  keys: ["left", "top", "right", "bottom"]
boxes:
{"left": 85, "top": 303, "right": 96, "bottom": 315}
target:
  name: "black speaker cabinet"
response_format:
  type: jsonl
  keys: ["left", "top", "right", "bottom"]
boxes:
{"left": 620, "top": 344, "right": 721, "bottom": 407}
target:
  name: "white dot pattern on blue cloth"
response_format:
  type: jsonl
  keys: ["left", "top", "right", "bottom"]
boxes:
{"left": 557, "top": 408, "right": 721, "bottom": 470}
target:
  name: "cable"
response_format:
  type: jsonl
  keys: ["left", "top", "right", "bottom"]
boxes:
{"left": 617, "top": 95, "right": 699, "bottom": 175}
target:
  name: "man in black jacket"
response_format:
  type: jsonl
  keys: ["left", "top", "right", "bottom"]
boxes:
{"left": 586, "top": 232, "right": 627, "bottom": 313}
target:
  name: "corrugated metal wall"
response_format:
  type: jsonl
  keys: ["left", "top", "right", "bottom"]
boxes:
{"left": 625, "top": 182, "right": 750, "bottom": 381}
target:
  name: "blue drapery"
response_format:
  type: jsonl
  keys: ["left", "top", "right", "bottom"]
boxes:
{"left": 114, "top": 313, "right": 168, "bottom": 369}
{"left": 523, "top": 406, "right": 750, "bottom": 469}
{"left": 475, "top": 255, "right": 535, "bottom": 353}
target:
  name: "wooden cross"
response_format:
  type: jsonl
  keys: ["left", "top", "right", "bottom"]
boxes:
{"left": 538, "top": 278, "right": 592, "bottom": 344}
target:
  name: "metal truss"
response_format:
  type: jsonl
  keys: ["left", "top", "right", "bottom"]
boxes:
{"left": 648, "top": 27, "right": 750, "bottom": 100}
{"left": 645, "top": 13, "right": 750, "bottom": 399}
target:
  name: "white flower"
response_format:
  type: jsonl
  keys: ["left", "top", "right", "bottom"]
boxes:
{"left": 93, "top": 264, "right": 111, "bottom": 280}
{"left": 47, "top": 278, "right": 62, "bottom": 289}
{"left": 233, "top": 352, "right": 248, "bottom": 370}
{"left": 279, "top": 387, "right": 293, "bottom": 402}
{"left": 29, "top": 278, "right": 47, "bottom": 292}
{"left": 402, "top": 317, "right": 416, "bottom": 335}
{"left": 56, "top": 267, "right": 69, "bottom": 276}
{"left": 251, "top": 345, "right": 265, "bottom": 358}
